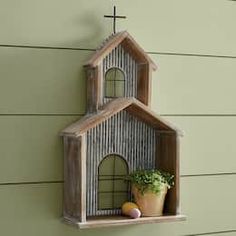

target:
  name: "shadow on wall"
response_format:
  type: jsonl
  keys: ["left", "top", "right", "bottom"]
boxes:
{"left": 68, "top": 11, "right": 108, "bottom": 49}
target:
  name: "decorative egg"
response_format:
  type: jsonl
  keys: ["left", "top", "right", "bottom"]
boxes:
{"left": 129, "top": 208, "right": 141, "bottom": 219}
{"left": 121, "top": 202, "right": 141, "bottom": 218}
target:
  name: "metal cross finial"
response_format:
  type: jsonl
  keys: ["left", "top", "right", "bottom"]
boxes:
{"left": 104, "top": 6, "right": 126, "bottom": 34}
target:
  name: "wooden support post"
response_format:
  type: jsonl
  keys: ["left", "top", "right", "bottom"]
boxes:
{"left": 63, "top": 135, "right": 87, "bottom": 222}
{"left": 85, "top": 65, "right": 102, "bottom": 114}
{"left": 63, "top": 137, "right": 81, "bottom": 219}
{"left": 137, "top": 63, "right": 151, "bottom": 106}
{"left": 156, "top": 132, "right": 180, "bottom": 215}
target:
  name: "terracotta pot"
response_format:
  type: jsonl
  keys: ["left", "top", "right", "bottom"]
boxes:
{"left": 132, "top": 185, "right": 168, "bottom": 217}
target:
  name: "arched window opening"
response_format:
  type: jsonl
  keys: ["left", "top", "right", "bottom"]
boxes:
{"left": 98, "top": 154, "right": 129, "bottom": 210}
{"left": 105, "top": 68, "right": 125, "bottom": 98}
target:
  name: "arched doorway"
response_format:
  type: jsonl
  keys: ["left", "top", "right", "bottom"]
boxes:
{"left": 98, "top": 154, "right": 129, "bottom": 210}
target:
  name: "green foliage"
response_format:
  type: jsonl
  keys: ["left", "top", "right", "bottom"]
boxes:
{"left": 127, "top": 169, "right": 174, "bottom": 195}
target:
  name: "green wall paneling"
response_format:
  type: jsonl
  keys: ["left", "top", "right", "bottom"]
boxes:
{"left": 151, "top": 54, "right": 236, "bottom": 115}
{"left": 0, "top": 115, "right": 79, "bottom": 183}
{"left": 1, "top": 48, "right": 236, "bottom": 115}
{"left": 0, "top": 47, "right": 88, "bottom": 114}
{"left": 0, "top": 0, "right": 235, "bottom": 235}
{"left": 165, "top": 116, "right": 236, "bottom": 175}
{"left": 0, "top": 175, "right": 235, "bottom": 236}
{"left": 0, "top": 116, "right": 236, "bottom": 183}
{"left": 0, "top": 0, "right": 236, "bottom": 56}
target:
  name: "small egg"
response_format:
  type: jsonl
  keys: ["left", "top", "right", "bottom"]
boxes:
{"left": 122, "top": 202, "right": 139, "bottom": 215}
{"left": 129, "top": 208, "right": 141, "bottom": 219}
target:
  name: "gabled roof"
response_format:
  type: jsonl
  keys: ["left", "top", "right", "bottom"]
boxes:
{"left": 84, "top": 31, "right": 157, "bottom": 70}
{"left": 61, "top": 98, "right": 182, "bottom": 137}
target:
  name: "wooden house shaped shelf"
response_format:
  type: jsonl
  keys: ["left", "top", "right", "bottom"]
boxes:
{"left": 60, "top": 31, "right": 186, "bottom": 229}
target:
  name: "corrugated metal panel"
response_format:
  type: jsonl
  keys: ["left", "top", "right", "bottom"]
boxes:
{"left": 86, "top": 110, "right": 156, "bottom": 216}
{"left": 103, "top": 44, "right": 138, "bottom": 104}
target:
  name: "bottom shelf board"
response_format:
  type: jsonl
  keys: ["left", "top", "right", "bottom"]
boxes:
{"left": 64, "top": 214, "right": 186, "bottom": 229}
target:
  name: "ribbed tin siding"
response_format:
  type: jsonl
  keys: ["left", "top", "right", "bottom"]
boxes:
{"left": 86, "top": 110, "right": 156, "bottom": 216}
{"left": 102, "top": 44, "right": 138, "bottom": 104}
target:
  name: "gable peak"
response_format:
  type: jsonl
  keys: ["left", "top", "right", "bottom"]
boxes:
{"left": 84, "top": 31, "right": 157, "bottom": 70}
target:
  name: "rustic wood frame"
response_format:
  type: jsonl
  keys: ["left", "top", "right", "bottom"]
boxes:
{"left": 60, "top": 31, "right": 186, "bottom": 228}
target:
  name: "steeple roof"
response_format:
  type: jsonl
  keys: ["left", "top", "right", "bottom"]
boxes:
{"left": 84, "top": 31, "right": 157, "bottom": 70}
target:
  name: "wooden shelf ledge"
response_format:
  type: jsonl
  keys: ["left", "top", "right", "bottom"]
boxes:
{"left": 64, "top": 214, "right": 186, "bottom": 229}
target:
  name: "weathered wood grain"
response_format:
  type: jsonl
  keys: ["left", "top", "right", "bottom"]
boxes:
{"left": 80, "top": 134, "right": 87, "bottom": 222}
{"left": 156, "top": 133, "right": 180, "bottom": 215}
{"left": 85, "top": 32, "right": 127, "bottom": 67}
{"left": 75, "top": 215, "right": 186, "bottom": 229}
{"left": 137, "top": 63, "right": 150, "bottom": 106}
{"left": 63, "top": 135, "right": 86, "bottom": 222}
{"left": 61, "top": 98, "right": 182, "bottom": 137}
{"left": 85, "top": 65, "right": 102, "bottom": 113}
{"left": 63, "top": 137, "right": 80, "bottom": 220}
{"left": 61, "top": 98, "right": 133, "bottom": 136}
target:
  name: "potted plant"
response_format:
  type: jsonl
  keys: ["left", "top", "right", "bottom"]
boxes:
{"left": 127, "top": 169, "right": 174, "bottom": 217}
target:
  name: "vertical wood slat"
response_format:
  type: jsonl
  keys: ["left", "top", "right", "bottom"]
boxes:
{"left": 129, "top": 113, "right": 133, "bottom": 173}
{"left": 87, "top": 130, "right": 91, "bottom": 216}
{"left": 63, "top": 136, "right": 86, "bottom": 222}
{"left": 146, "top": 124, "right": 150, "bottom": 168}
{"left": 137, "top": 63, "right": 150, "bottom": 106}
{"left": 90, "top": 129, "right": 93, "bottom": 216}
{"left": 93, "top": 127, "right": 97, "bottom": 216}
{"left": 133, "top": 117, "right": 137, "bottom": 173}
{"left": 85, "top": 65, "right": 102, "bottom": 113}
{"left": 63, "top": 137, "right": 72, "bottom": 218}
{"left": 147, "top": 64, "right": 152, "bottom": 106}
{"left": 127, "top": 53, "right": 130, "bottom": 97}
{"left": 80, "top": 134, "right": 87, "bottom": 222}
{"left": 144, "top": 123, "right": 147, "bottom": 168}
{"left": 91, "top": 129, "right": 94, "bottom": 216}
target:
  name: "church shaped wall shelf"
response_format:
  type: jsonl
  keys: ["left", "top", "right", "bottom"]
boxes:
{"left": 60, "top": 29, "right": 186, "bottom": 229}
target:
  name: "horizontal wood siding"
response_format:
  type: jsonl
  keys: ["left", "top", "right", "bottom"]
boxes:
{"left": 0, "top": 116, "right": 79, "bottom": 183}
{"left": 1, "top": 48, "right": 236, "bottom": 115}
{"left": 0, "top": 176, "right": 235, "bottom": 235}
{"left": 0, "top": 0, "right": 236, "bottom": 56}
{"left": 0, "top": 1, "right": 236, "bottom": 236}
{"left": 0, "top": 116, "right": 235, "bottom": 183}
